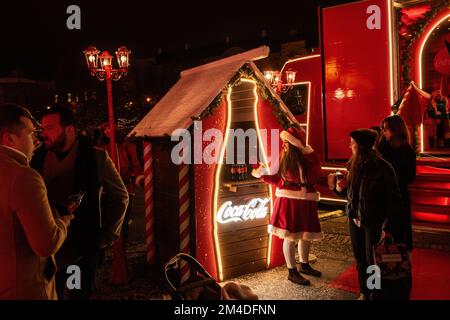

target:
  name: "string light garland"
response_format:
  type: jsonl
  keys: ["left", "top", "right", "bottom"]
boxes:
{"left": 192, "top": 65, "right": 292, "bottom": 129}
{"left": 395, "top": 0, "right": 450, "bottom": 112}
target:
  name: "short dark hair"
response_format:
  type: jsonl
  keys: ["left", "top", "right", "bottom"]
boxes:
{"left": 42, "top": 105, "right": 77, "bottom": 128}
{"left": 0, "top": 103, "right": 34, "bottom": 134}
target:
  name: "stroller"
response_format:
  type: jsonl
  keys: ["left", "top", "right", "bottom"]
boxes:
{"left": 164, "top": 253, "right": 258, "bottom": 300}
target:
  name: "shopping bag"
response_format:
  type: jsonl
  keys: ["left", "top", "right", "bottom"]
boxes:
{"left": 373, "top": 237, "right": 411, "bottom": 281}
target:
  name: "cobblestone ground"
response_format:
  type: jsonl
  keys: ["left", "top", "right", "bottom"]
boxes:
{"left": 223, "top": 216, "right": 357, "bottom": 300}
{"left": 92, "top": 192, "right": 358, "bottom": 300}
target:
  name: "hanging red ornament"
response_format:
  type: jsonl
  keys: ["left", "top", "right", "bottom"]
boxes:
{"left": 434, "top": 46, "right": 450, "bottom": 75}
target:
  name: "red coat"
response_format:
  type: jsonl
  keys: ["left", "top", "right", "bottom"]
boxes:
{"left": 253, "top": 151, "right": 323, "bottom": 241}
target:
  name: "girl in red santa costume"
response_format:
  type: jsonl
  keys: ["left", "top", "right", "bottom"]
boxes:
{"left": 252, "top": 126, "right": 323, "bottom": 285}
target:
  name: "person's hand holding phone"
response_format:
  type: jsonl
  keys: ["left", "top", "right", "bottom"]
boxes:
{"left": 57, "top": 192, "right": 85, "bottom": 227}
{"left": 59, "top": 214, "right": 75, "bottom": 228}
{"left": 65, "top": 192, "right": 85, "bottom": 214}
{"left": 66, "top": 199, "right": 80, "bottom": 215}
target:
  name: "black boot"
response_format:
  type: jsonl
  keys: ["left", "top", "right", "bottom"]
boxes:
{"left": 288, "top": 268, "right": 310, "bottom": 286}
{"left": 299, "top": 263, "right": 322, "bottom": 277}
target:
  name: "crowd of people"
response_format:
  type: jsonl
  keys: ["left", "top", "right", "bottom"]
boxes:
{"left": 253, "top": 115, "right": 416, "bottom": 300}
{"left": 1, "top": 101, "right": 416, "bottom": 300}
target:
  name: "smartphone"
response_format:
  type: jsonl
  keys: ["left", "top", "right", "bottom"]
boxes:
{"left": 61, "top": 191, "right": 86, "bottom": 215}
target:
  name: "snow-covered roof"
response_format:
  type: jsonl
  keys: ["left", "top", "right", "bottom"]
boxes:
{"left": 130, "top": 46, "right": 296, "bottom": 138}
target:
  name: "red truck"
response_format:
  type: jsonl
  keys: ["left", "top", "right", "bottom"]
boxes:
{"left": 275, "top": 0, "right": 450, "bottom": 228}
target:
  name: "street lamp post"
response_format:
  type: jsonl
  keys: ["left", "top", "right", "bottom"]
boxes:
{"left": 264, "top": 70, "right": 297, "bottom": 94}
{"left": 83, "top": 45, "right": 131, "bottom": 285}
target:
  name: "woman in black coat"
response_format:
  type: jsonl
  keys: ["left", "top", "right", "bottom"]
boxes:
{"left": 376, "top": 115, "right": 416, "bottom": 251}
{"left": 375, "top": 115, "right": 416, "bottom": 300}
{"left": 328, "top": 129, "right": 403, "bottom": 300}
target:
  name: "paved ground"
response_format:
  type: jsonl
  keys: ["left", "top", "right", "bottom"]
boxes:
{"left": 220, "top": 212, "right": 357, "bottom": 300}
{"left": 221, "top": 230, "right": 357, "bottom": 300}
{"left": 92, "top": 191, "right": 359, "bottom": 300}
{"left": 91, "top": 188, "right": 450, "bottom": 300}
{"left": 93, "top": 241, "right": 170, "bottom": 300}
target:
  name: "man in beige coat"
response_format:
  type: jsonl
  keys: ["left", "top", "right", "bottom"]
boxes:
{"left": 0, "top": 103, "right": 72, "bottom": 300}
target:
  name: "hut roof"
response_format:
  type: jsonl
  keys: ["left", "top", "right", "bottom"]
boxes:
{"left": 130, "top": 46, "right": 296, "bottom": 138}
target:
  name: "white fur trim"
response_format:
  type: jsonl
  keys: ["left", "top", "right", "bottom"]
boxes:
{"left": 280, "top": 131, "right": 314, "bottom": 154}
{"left": 268, "top": 225, "right": 324, "bottom": 241}
{"left": 280, "top": 130, "right": 303, "bottom": 148}
{"left": 251, "top": 166, "right": 268, "bottom": 178}
{"left": 275, "top": 188, "right": 320, "bottom": 201}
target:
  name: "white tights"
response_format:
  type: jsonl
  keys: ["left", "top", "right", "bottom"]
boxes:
{"left": 283, "top": 239, "right": 311, "bottom": 268}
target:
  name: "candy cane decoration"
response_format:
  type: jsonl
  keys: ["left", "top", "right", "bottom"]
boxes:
{"left": 143, "top": 141, "right": 155, "bottom": 264}
{"left": 179, "top": 156, "right": 191, "bottom": 284}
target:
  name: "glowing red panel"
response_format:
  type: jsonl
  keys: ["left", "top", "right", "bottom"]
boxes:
{"left": 412, "top": 212, "right": 450, "bottom": 224}
{"left": 322, "top": 0, "right": 393, "bottom": 160}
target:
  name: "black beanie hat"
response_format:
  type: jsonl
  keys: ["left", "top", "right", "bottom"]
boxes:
{"left": 349, "top": 128, "right": 378, "bottom": 150}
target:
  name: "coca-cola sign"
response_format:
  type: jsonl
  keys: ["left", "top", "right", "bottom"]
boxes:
{"left": 216, "top": 198, "right": 270, "bottom": 224}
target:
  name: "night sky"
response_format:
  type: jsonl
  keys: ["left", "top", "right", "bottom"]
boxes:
{"left": 1, "top": 0, "right": 344, "bottom": 79}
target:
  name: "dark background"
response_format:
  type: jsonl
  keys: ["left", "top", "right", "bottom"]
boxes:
{"left": 0, "top": 0, "right": 347, "bottom": 79}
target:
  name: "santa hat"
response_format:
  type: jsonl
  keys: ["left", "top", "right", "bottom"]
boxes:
{"left": 280, "top": 127, "right": 313, "bottom": 154}
{"left": 280, "top": 127, "right": 306, "bottom": 148}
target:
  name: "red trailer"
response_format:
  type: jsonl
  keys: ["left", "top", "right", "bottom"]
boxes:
{"left": 277, "top": 0, "right": 450, "bottom": 227}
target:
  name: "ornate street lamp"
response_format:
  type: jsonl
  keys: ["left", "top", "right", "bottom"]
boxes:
{"left": 83, "top": 45, "right": 131, "bottom": 285}
{"left": 84, "top": 46, "right": 100, "bottom": 70}
{"left": 83, "top": 45, "right": 131, "bottom": 166}
{"left": 264, "top": 69, "right": 297, "bottom": 94}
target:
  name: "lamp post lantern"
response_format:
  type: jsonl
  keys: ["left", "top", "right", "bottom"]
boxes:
{"left": 264, "top": 70, "right": 297, "bottom": 94}
{"left": 83, "top": 45, "right": 131, "bottom": 285}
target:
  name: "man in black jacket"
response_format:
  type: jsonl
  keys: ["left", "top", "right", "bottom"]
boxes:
{"left": 31, "top": 106, "right": 129, "bottom": 300}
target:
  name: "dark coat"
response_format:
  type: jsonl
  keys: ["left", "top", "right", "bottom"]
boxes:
{"left": 31, "top": 137, "right": 129, "bottom": 261}
{"left": 378, "top": 142, "right": 416, "bottom": 250}
{"left": 335, "top": 152, "right": 403, "bottom": 233}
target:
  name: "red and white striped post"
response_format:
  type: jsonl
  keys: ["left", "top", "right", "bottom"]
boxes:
{"left": 178, "top": 155, "right": 191, "bottom": 284}
{"left": 143, "top": 141, "right": 156, "bottom": 264}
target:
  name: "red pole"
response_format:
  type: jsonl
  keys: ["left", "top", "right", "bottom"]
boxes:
{"left": 105, "top": 68, "right": 117, "bottom": 166}
{"left": 105, "top": 66, "right": 130, "bottom": 285}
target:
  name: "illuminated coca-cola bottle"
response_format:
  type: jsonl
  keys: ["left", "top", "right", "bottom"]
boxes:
{"left": 212, "top": 79, "right": 272, "bottom": 281}
{"left": 231, "top": 165, "right": 236, "bottom": 181}
{"left": 238, "top": 164, "right": 244, "bottom": 181}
